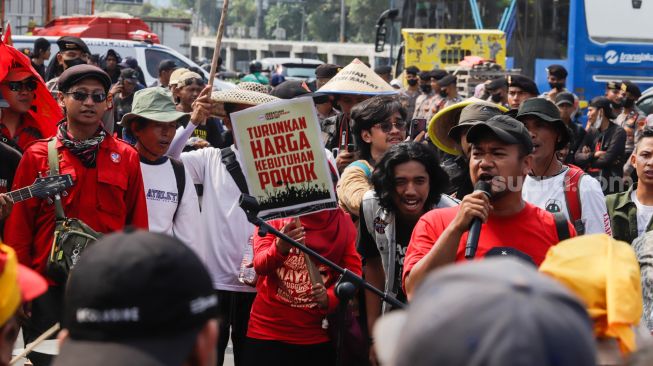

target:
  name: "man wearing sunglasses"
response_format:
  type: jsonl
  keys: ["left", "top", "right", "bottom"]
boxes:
{"left": 337, "top": 95, "right": 408, "bottom": 218}
{"left": 4, "top": 65, "right": 148, "bottom": 365}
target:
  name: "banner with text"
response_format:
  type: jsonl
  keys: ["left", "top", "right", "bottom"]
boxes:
{"left": 231, "top": 98, "right": 337, "bottom": 219}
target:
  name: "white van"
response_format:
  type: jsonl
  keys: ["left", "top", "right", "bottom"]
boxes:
{"left": 13, "top": 35, "right": 234, "bottom": 90}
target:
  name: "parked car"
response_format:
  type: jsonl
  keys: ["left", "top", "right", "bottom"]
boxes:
{"left": 260, "top": 57, "right": 324, "bottom": 83}
{"left": 13, "top": 35, "right": 234, "bottom": 90}
{"left": 638, "top": 86, "right": 653, "bottom": 116}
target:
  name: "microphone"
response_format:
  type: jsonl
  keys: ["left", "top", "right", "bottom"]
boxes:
{"left": 464, "top": 180, "right": 493, "bottom": 260}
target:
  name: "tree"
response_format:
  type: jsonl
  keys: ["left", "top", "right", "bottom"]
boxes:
{"left": 305, "top": 1, "right": 340, "bottom": 42}
{"left": 264, "top": 3, "right": 304, "bottom": 40}
{"left": 346, "top": 0, "right": 390, "bottom": 43}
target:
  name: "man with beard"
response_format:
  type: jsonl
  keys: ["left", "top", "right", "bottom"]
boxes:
{"left": 507, "top": 75, "right": 539, "bottom": 111}
{"left": 403, "top": 115, "right": 575, "bottom": 298}
{"left": 358, "top": 142, "right": 455, "bottom": 365}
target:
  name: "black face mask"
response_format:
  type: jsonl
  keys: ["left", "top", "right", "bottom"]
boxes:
{"left": 420, "top": 84, "right": 432, "bottom": 94}
{"left": 622, "top": 98, "right": 636, "bottom": 108}
{"left": 549, "top": 82, "right": 565, "bottom": 90}
{"left": 407, "top": 79, "right": 418, "bottom": 86}
{"left": 439, "top": 90, "right": 448, "bottom": 98}
{"left": 491, "top": 93, "right": 503, "bottom": 103}
{"left": 64, "top": 58, "right": 86, "bottom": 69}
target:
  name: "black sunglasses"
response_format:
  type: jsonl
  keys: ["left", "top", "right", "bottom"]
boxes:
{"left": 65, "top": 91, "right": 108, "bottom": 103}
{"left": 5, "top": 79, "right": 37, "bottom": 92}
{"left": 374, "top": 119, "right": 408, "bottom": 133}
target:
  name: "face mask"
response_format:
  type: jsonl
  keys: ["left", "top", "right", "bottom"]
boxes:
{"left": 593, "top": 114, "right": 604, "bottom": 129}
{"left": 549, "top": 82, "right": 564, "bottom": 90}
{"left": 439, "top": 90, "right": 448, "bottom": 98}
{"left": 420, "top": 84, "right": 431, "bottom": 94}
{"left": 407, "top": 79, "right": 418, "bottom": 86}
{"left": 622, "top": 98, "right": 635, "bottom": 108}
{"left": 64, "top": 58, "right": 86, "bottom": 69}
{"left": 491, "top": 93, "right": 503, "bottom": 103}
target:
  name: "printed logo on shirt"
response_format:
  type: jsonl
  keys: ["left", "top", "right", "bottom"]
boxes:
{"left": 146, "top": 189, "right": 178, "bottom": 203}
{"left": 374, "top": 216, "right": 387, "bottom": 234}
{"left": 110, "top": 152, "right": 121, "bottom": 163}
{"left": 545, "top": 199, "right": 562, "bottom": 213}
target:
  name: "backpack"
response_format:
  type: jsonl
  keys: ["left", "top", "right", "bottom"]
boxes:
{"left": 169, "top": 157, "right": 186, "bottom": 220}
{"left": 563, "top": 165, "right": 585, "bottom": 235}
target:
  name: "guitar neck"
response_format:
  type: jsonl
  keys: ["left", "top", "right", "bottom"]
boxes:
{"left": 6, "top": 187, "right": 33, "bottom": 203}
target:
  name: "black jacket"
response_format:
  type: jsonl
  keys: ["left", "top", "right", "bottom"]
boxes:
{"left": 574, "top": 122, "right": 626, "bottom": 182}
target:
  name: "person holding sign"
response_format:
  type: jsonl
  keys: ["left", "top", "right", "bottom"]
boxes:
{"left": 244, "top": 211, "right": 362, "bottom": 366}
{"left": 167, "top": 84, "right": 279, "bottom": 366}
{"left": 337, "top": 95, "right": 408, "bottom": 218}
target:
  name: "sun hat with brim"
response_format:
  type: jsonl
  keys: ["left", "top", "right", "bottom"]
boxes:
{"left": 210, "top": 87, "right": 279, "bottom": 117}
{"left": 119, "top": 87, "right": 189, "bottom": 130}
{"left": 428, "top": 98, "right": 508, "bottom": 156}
{"left": 516, "top": 97, "right": 570, "bottom": 148}
{"left": 317, "top": 58, "right": 397, "bottom": 96}
{"left": 0, "top": 243, "right": 47, "bottom": 327}
{"left": 237, "top": 81, "right": 269, "bottom": 94}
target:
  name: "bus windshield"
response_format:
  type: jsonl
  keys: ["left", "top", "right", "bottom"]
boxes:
{"left": 585, "top": 0, "right": 653, "bottom": 43}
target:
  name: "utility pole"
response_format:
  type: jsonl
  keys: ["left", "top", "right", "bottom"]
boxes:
{"left": 255, "top": 0, "right": 263, "bottom": 38}
{"left": 340, "top": 0, "right": 345, "bottom": 42}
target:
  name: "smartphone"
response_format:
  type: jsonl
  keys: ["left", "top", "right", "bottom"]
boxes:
{"left": 332, "top": 148, "right": 339, "bottom": 158}
{"left": 410, "top": 118, "right": 427, "bottom": 140}
{"left": 347, "top": 143, "right": 356, "bottom": 152}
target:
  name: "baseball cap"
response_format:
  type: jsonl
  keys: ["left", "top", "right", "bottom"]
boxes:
{"left": 507, "top": 74, "right": 539, "bottom": 96}
{"left": 158, "top": 59, "right": 178, "bottom": 73}
{"left": 54, "top": 231, "right": 218, "bottom": 366}
{"left": 58, "top": 64, "right": 112, "bottom": 93}
{"left": 606, "top": 81, "right": 621, "bottom": 90}
{"left": 589, "top": 96, "right": 617, "bottom": 119}
{"left": 168, "top": 68, "right": 190, "bottom": 87}
{"left": 120, "top": 68, "right": 139, "bottom": 83}
{"left": 176, "top": 71, "right": 204, "bottom": 87}
{"left": 621, "top": 80, "right": 642, "bottom": 98}
{"left": 120, "top": 87, "right": 190, "bottom": 130}
{"left": 119, "top": 56, "right": 138, "bottom": 70}
{"left": 437, "top": 74, "right": 456, "bottom": 87}
{"left": 374, "top": 258, "right": 597, "bottom": 366}
{"left": 315, "top": 63, "right": 341, "bottom": 79}
{"left": 555, "top": 92, "right": 575, "bottom": 106}
{"left": 547, "top": 64, "right": 568, "bottom": 79}
{"left": 4, "top": 61, "right": 34, "bottom": 82}
{"left": 56, "top": 36, "right": 90, "bottom": 55}
{"left": 0, "top": 243, "right": 47, "bottom": 327}
{"left": 447, "top": 100, "right": 506, "bottom": 141}
{"left": 466, "top": 114, "right": 534, "bottom": 153}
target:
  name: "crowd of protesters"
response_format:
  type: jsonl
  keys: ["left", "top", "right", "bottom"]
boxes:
{"left": 2, "top": 34, "right": 653, "bottom": 366}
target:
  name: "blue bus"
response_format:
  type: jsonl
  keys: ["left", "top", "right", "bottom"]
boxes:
{"left": 534, "top": 0, "right": 653, "bottom": 101}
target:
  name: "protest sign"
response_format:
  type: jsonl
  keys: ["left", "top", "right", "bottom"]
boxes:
{"left": 230, "top": 97, "right": 337, "bottom": 219}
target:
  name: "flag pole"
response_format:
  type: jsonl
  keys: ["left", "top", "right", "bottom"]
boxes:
{"left": 207, "top": 0, "right": 229, "bottom": 89}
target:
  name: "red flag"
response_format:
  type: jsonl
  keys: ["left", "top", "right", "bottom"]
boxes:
{"left": 3, "top": 23, "right": 12, "bottom": 46}
{"left": 0, "top": 42, "right": 62, "bottom": 141}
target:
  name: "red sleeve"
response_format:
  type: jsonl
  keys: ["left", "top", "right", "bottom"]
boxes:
{"left": 253, "top": 219, "right": 289, "bottom": 276}
{"left": 402, "top": 210, "right": 446, "bottom": 292}
{"left": 326, "top": 232, "right": 362, "bottom": 313}
{"left": 125, "top": 151, "right": 148, "bottom": 229}
{"left": 3, "top": 150, "right": 39, "bottom": 265}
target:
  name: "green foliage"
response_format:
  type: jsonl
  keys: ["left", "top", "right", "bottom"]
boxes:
{"left": 227, "top": 0, "right": 257, "bottom": 28}
{"left": 264, "top": 3, "right": 304, "bottom": 40}
{"left": 346, "top": 0, "right": 388, "bottom": 43}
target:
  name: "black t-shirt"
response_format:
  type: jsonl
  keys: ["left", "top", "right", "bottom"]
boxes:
{"left": 0, "top": 142, "right": 22, "bottom": 236}
{"left": 185, "top": 117, "right": 227, "bottom": 149}
{"left": 357, "top": 206, "right": 412, "bottom": 304}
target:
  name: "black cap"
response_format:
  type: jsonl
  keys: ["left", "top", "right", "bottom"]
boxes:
{"left": 418, "top": 71, "right": 431, "bottom": 81}
{"left": 54, "top": 231, "right": 218, "bottom": 366}
{"left": 621, "top": 80, "right": 642, "bottom": 98}
{"left": 120, "top": 68, "right": 139, "bottom": 82}
{"left": 606, "top": 81, "right": 621, "bottom": 90}
{"left": 546, "top": 64, "right": 568, "bottom": 79}
{"left": 555, "top": 92, "right": 575, "bottom": 106}
{"left": 429, "top": 69, "right": 448, "bottom": 81}
{"left": 374, "top": 65, "right": 392, "bottom": 75}
{"left": 589, "top": 96, "right": 617, "bottom": 119}
{"left": 405, "top": 66, "right": 420, "bottom": 76}
{"left": 271, "top": 80, "right": 312, "bottom": 99}
{"left": 448, "top": 102, "right": 504, "bottom": 142}
{"left": 486, "top": 77, "right": 507, "bottom": 92}
{"left": 507, "top": 74, "right": 539, "bottom": 96}
{"left": 516, "top": 98, "right": 570, "bottom": 147}
{"left": 58, "top": 64, "right": 112, "bottom": 93}
{"left": 33, "top": 37, "right": 50, "bottom": 54}
{"left": 56, "top": 36, "right": 90, "bottom": 55}
{"left": 315, "top": 63, "right": 341, "bottom": 79}
{"left": 438, "top": 75, "right": 456, "bottom": 87}
{"left": 466, "top": 115, "right": 533, "bottom": 153}
{"left": 158, "top": 59, "right": 178, "bottom": 73}
{"left": 119, "top": 56, "right": 138, "bottom": 69}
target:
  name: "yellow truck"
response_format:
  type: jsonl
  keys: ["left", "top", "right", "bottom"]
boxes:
{"left": 401, "top": 28, "right": 506, "bottom": 71}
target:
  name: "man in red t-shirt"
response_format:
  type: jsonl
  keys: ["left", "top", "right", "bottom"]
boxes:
{"left": 403, "top": 115, "right": 574, "bottom": 298}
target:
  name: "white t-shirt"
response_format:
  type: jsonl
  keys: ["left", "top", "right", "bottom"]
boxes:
{"left": 140, "top": 159, "right": 201, "bottom": 247}
{"left": 631, "top": 190, "right": 653, "bottom": 237}
{"left": 522, "top": 167, "right": 611, "bottom": 235}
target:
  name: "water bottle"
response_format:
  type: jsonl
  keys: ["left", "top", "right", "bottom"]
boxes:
{"left": 238, "top": 235, "right": 257, "bottom": 286}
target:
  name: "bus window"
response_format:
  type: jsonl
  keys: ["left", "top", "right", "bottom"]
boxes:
{"left": 585, "top": 0, "right": 653, "bottom": 43}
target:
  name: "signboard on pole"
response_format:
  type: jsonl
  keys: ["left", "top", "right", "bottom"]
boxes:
{"left": 230, "top": 98, "right": 337, "bottom": 219}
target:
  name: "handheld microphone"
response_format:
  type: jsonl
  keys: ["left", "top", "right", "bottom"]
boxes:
{"left": 464, "top": 180, "right": 492, "bottom": 260}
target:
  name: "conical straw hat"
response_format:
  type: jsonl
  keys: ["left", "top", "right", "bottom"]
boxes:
{"left": 317, "top": 58, "right": 397, "bottom": 95}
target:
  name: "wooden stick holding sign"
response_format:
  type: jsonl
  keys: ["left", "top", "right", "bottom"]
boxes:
{"left": 207, "top": 0, "right": 229, "bottom": 89}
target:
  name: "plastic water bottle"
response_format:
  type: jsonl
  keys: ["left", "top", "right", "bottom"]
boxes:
{"left": 238, "top": 235, "right": 257, "bottom": 286}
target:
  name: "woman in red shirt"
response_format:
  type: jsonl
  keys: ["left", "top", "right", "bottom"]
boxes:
{"left": 244, "top": 209, "right": 362, "bottom": 366}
